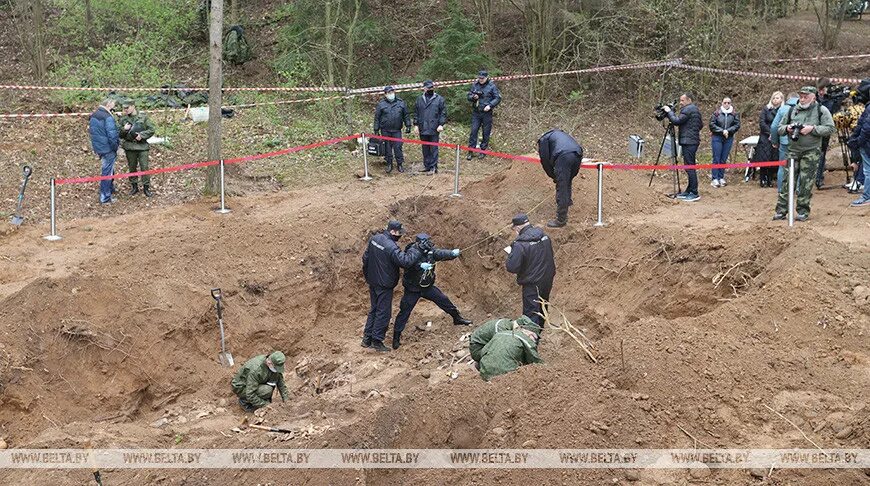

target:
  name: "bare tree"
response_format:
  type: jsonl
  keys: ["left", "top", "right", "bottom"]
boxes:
{"left": 205, "top": 0, "right": 223, "bottom": 195}
{"left": 811, "top": 0, "right": 849, "bottom": 49}
{"left": 11, "top": 0, "right": 49, "bottom": 79}
{"left": 84, "top": 0, "right": 95, "bottom": 43}
{"left": 473, "top": 0, "right": 494, "bottom": 50}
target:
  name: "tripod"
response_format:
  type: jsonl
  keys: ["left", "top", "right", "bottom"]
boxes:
{"left": 648, "top": 122, "right": 682, "bottom": 197}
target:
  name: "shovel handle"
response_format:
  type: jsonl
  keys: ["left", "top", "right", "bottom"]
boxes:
{"left": 211, "top": 288, "right": 222, "bottom": 301}
{"left": 23, "top": 165, "right": 32, "bottom": 178}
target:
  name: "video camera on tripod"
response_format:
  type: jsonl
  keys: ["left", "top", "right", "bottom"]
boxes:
{"left": 653, "top": 99, "right": 678, "bottom": 121}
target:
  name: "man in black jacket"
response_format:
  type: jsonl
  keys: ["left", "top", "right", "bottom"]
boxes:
{"left": 467, "top": 70, "right": 502, "bottom": 160}
{"left": 361, "top": 220, "right": 421, "bottom": 352}
{"left": 391, "top": 234, "right": 471, "bottom": 349}
{"left": 663, "top": 92, "right": 703, "bottom": 202}
{"left": 505, "top": 214, "right": 556, "bottom": 329}
{"left": 414, "top": 80, "right": 447, "bottom": 174}
{"left": 373, "top": 86, "right": 412, "bottom": 173}
{"left": 538, "top": 129, "right": 584, "bottom": 228}
{"left": 815, "top": 78, "right": 840, "bottom": 189}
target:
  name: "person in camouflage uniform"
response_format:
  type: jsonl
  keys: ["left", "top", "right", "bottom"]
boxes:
{"left": 223, "top": 25, "right": 252, "bottom": 65}
{"left": 231, "top": 351, "right": 289, "bottom": 412}
{"left": 118, "top": 102, "right": 156, "bottom": 197}
{"left": 469, "top": 315, "right": 543, "bottom": 381}
{"left": 773, "top": 86, "right": 835, "bottom": 221}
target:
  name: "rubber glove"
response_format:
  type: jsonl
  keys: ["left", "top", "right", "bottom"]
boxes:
{"left": 420, "top": 262, "right": 434, "bottom": 270}
{"left": 451, "top": 249, "right": 460, "bottom": 257}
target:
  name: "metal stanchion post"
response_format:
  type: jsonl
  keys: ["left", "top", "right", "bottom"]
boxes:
{"left": 216, "top": 160, "right": 231, "bottom": 214}
{"left": 43, "top": 178, "right": 62, "bottom": 241}
{"left": 594, "top": 162, "right": 605, "bottom": 227}
{"left": 450, "top": 145, "right": 461, "bottom": 198}
{"left": 360, "top": 134, "right": 372, "bottom": 181}
{"left": 787, "top": 158, "right": 795, "bottom": 227}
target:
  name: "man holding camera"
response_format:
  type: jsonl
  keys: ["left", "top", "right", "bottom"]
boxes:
{"left": 773, "top": 86, "right": 835, "bottom": 221}
{"left": 118, "top": 102, "right": 156, "bottom": 197}
{"left": 373, "top": 86, "right": 412, "bottom": 174}
{"left": 466, "top": 70, "right": 502, "bottom": 160}
{"left": 663, "top": 92, "right": 703, "bottom": 202}
{"left": 390, "top": 233, "right": 471, "bottom": 349}
{"left": 537, "top": 129, "right": 583, "bottom": 227}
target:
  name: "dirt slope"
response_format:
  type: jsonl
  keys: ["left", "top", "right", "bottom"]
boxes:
{"left": 0, "top": 155, "right": 867, "bottom": 485}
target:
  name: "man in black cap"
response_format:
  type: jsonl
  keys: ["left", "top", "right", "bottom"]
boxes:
{"left": 414, "top": 80, "right": 447, "bottom": 174}
{"left": 373, "top": 86, "right": 412, "bottom": 173}
{"left": 467, "top": 70, "right": 502, "bottom": 160}
{"left": 537, "top": 129, "right": 584, "bottom": 228}
{"left": 361, "top": 220, "right": 421, "bottom": 352}
{"left": 391, "top": 233, "right": 471, "bottom": 349}
{"left": 505, "top": 214, "right": 556, "bottom": 329}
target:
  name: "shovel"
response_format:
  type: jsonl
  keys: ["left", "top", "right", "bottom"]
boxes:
{"left": 11, "top": 166, "right": 32, "bottom": 226}
{"left": 211, "top": 288, "right": 234, "bottom": 367}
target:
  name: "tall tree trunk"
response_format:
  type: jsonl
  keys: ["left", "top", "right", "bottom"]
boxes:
{"left": 205, "top": 0, "right": 223, "bottom": 195}
{"left": 84, "top": 0, "right": 95, "bottom": 44}
{"left": 33, "top": 0, "right": 46, "bottom": 79}
{"left": 230, "top": 0, "right": 240, "bottom": 25}
{"left": 324, "top": 0, "right": 335, "bottom": 87}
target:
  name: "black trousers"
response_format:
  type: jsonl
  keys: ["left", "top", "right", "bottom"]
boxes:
{"left": 393, "top": 285, "right": 458, "bottom": 336}
{"left": 364, "top": 285, "right": 394, "bottom": 342}
{"left": 420, "top": 133, "right": 440, "bottom": 170}
{"left": 468, "top": 111, "right": 493, "bottom": 149}
{"left": 522, "top": 280, "right": 553, "bottom": 329}
{"left": 681, "top": 143, "right": 699, "bottom": 194}
{"left": 554, "top": 152, "right": 581, "bottom": 221}
{"left": 382, "top": 130, "right": 405, "bottom": 165}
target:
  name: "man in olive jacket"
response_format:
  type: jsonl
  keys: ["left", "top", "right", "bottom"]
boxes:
{"left": 118, "top": 102, "right": 156, "bottom": 197}
{"left": 231, "top": 351, "right": 289, "bottom": 412}
{"left": 469, "top": 315, "right": 543, "bottom": 381}
{"left": 773, "top": 86, "right": 835, "bottom": 221}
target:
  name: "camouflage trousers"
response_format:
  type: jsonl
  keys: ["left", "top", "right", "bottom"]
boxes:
{"left": 775, "top": 147, "right": 821, "bottom": 216}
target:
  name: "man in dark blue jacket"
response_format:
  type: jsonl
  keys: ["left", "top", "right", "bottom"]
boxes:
{"left": 391, "top": 234, "right": 471, "bottom": 349}
{"left": 505, "top": 214, "right": 556, "bottom": 329}
{"left": 88, "top": 98, "right": 120, "bottom": 204}
{"left": 414, "top": 80, "right": 447, "bottom": 174}
{"left": 467, "top": 70, "right": 502, "bottom": 160}
{"left": 361, "top": 220, "right": 421, "bottom": 352}
{"left": 373, "top": 86, "right": 412, "bottom": 173}
{"left": 846, "top": 103, "right": 870, "bottom": 207}
{"left": 663, "top": 92, "right": 703, "bottom": 202}
{"left": 537, "top": 129, "right": 584, "bottom": 228}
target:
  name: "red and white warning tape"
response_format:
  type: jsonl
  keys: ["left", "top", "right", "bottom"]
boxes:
{"left": 674, "top": 62, "right": 862, "bottom": 85}
{"left": 688, "top": 53, "right": 870, "bottom": 64}
{"left": 0, "top": 84, "right": 347, "bottom": 93}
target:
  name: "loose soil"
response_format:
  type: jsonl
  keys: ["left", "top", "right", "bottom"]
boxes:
{"left": 0, "top": 154, "right": 868, "bottom": 485}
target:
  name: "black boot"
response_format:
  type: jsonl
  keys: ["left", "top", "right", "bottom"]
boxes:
{"left": 361, "top": 336, "right": 372, "bottom": 348}
{"left": 392, "top": 333, "right": 402, "bottom": 349}
{"left": 370, "top": 340, "right": 390, "bottom": 352}
{"left": 397, "top": 163, "right": 405, "bottom": 173}
{"left": 129, "top": 183, "right": 139, "bottom": 196}
{"left": 143, "top": 185, "right": 153, "bottom": 198}
{"left": 386, "top": 161, "right": 393, "bottom": 174}
{"left": 466, "top": 152, "right": 474, "bottom": 160}
{"left": 547, "top": 218, "right": 567, "bottom": 228}
{"left": 452, "top": 314, "right": 472, "bottom": 326}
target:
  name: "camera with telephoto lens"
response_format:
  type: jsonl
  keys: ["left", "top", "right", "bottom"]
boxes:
{"left": 469, "top": 89, "right": 483, "bottom": 101}
{"left": 654, "top": 100, "right": 677, "bottom": 121}
{"left": 826, "top": 84, "right": 851, "bottom": 104}
{"left": 789, "top": 123, "right": 804, "bottom": 142}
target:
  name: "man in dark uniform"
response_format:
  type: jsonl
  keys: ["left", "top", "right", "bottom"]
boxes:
{"left": 361, "top": 220, "right": 421, "bottom": 352}
{"left": 537, "top": 129, "right": 584, "bottom": 228}
{"left": 373, "top": 86, "right": 412, "bottom": 173}
{"left": 505, "top": 214, "right": 556, "bottom": 330}
{"left": 466, "top": 70, "right": 502, "bottom": 160}
{"left": 414, "top": 80, "right": 447, "bottom": 174}
{"left": 391, "top": 234, "right": 472, "bottom": 349}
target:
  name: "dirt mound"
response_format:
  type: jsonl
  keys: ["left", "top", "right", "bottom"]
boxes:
{"left": 0, "top": 157, "right": 868, "bottom": 485}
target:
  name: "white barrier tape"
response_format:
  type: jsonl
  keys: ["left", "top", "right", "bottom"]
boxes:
{"left": 0, "top": 84, "right": 347, "bottom": 93}
{"left": 0, "top": 448, "right": 866, "bottom": 469}
{"left": 686, "top": 53, "right": 870, "bottom": 65}
{"left": 674, "top": 63, "right": 862, "bottom": 85}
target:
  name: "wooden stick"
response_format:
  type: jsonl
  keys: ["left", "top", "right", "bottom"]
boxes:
{"left": 677, "top": 423, "right": 712, "bottom": 449}
{"left": 763, "top": 404, "right": 824, "bottom": 452}
{"left": 713, "top": 260, "right": 751, "bottom": 289}
{"left": 620, "top": 339, "right": 626, "bottom": 373}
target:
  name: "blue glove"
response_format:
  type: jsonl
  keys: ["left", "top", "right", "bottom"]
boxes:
{"left": 420, "top": 262, "right": 434, "bottom": 270}
{"left": 452, "top": 249, "right": 460, "bottom": 257}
